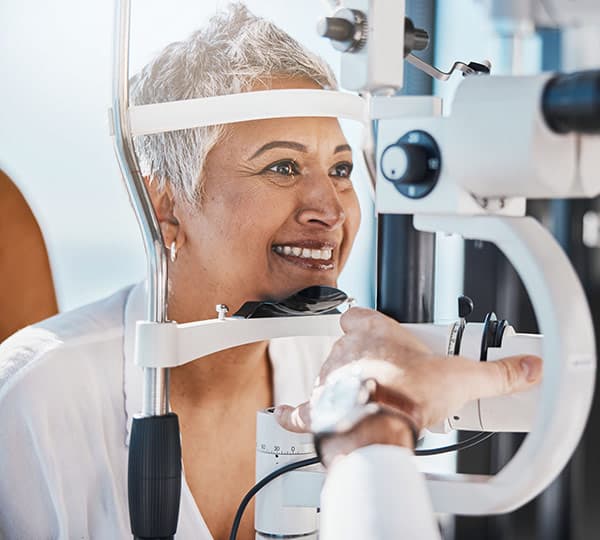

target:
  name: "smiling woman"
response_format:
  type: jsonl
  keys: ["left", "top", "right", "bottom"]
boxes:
{"left": 0, "top": 4, "right": 358, "bottom": 540}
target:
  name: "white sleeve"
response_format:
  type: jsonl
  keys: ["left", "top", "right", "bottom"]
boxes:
{"left": 320, "top": 444, "right": 441, "bottom": 540}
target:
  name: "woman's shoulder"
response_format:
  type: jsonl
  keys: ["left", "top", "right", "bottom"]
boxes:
{"left": 0, "top": 285, "right": 133, "bottom": 402}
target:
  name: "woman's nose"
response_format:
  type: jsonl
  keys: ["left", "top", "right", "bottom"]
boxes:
{"left": 295, "top": 176, "right": 346, "bottom": 230}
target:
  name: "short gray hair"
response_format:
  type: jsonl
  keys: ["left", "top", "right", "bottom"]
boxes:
{"left": 130, "top": 2, "right": 337, "bottom": 204}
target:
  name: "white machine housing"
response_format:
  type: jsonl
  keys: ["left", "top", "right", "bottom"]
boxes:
{"left": 375, "top": 75, "right": 600, "bottom": 218}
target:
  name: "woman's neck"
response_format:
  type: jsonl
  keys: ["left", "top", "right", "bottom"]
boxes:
{"left": 167, "top": 287, "right": 274, "bottom": 413}
{"left": 170, "top": 341, "right": 273, "bottom": 412}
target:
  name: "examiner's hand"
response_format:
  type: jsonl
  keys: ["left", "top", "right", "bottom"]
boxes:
{"left": 275, "top": 307, "right": 542, "bottom": 463}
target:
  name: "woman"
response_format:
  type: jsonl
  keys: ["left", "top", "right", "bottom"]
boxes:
{"left": 0, "top": 4, "right": 541, "bottom": 540}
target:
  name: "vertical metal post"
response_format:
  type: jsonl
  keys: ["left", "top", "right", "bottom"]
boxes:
{"left": 111, "top": 0, "right": 170, "bottom": 416}
{"left": 376, "top": 0, "right": 436, "bottom": 324}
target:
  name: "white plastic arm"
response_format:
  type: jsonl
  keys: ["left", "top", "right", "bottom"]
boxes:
{"left": 415, "top": 214, "right": 596, "bottom": 514}
{"left": 134, "top": 315, "right": 454, "bottom": 369}
{"left": 127, "top": 89, "right": 366, "bottom": 136}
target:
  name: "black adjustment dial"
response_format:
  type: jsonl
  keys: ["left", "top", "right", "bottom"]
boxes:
{"left": 380, "top": 143, "right": 428, "bottom": 184}
{"left": 458, "top": 295, "right": 474, "bottom": 319}
{"left": 380, "top": 130, "right": 441, "bottom": 199}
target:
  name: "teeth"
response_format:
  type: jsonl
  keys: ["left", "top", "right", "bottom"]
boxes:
{"left": 273, "top": 245, "right": 334, "bottom": 261}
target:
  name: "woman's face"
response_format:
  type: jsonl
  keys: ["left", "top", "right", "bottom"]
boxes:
{"left": 170, "top": 80, "right": 361, "bottom": 320}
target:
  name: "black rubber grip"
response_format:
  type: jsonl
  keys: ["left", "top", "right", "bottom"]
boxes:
{"left": 128, "top": 413, "right": 182, "bottom": 540}
{"left": 542, "top": 70, "right": 600, "bottom": 134}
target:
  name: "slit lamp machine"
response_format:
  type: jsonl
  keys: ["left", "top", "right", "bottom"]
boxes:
{"left": 109, "top": 0, "right": 600, "bottom": 538}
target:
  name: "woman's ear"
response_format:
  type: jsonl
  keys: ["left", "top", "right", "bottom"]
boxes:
{"left": 144, "top": 177, "right": 186, "bottom": 254}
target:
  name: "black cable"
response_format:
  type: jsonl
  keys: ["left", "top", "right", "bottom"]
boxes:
{"left": 229, "top": 456, "right": 320, "bottom": 540}
{"left": 415, "top": 431, "right": 495, "bottom": 456}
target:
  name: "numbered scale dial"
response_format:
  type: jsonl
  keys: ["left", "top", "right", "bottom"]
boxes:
{"left": 255, "top": 409, "right": 320, "bottom": 539}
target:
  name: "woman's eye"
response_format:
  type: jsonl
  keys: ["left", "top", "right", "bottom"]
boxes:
{"left": 331, "top": 162, "right": 353, "bottom": 178}
{"left": 266, "top": 160, "right": 299, "bottom": 177}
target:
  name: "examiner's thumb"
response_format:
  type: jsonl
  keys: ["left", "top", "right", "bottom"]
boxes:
{"left": 474, "top": 355, "right": 542, "bottom": 399}
{"left": 273, "top": 403, "right": 311, "bottom": 433}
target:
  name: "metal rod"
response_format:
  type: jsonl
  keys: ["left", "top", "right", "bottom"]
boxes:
{"left": 111, "top": 0, "right": 170, "bottom": 416}
{"left": 406, "top": 53, "right": 477, "bottom": 81}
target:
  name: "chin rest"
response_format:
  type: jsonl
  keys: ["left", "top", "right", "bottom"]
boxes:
{"left": 232, "top": 286, "right": 348, "bottom": 319}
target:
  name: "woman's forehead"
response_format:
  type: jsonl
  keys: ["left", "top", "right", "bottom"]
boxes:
{"left": 229, "top": 116, "right": 351, "bottom": 154}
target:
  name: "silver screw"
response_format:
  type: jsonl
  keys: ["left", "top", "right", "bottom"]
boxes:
{"left": 216, "top": 304, "right": 229, "bottom": 320}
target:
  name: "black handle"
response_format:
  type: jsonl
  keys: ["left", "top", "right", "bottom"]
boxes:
{"left": 129, "top": 413, "right": 182, "bottom": 540}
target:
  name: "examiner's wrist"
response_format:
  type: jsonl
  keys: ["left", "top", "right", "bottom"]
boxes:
{"left": 318, "top": 411, "right": 415, "bottom": 469}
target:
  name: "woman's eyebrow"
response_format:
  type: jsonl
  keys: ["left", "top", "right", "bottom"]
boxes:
{"left": 249, "top": 141, "right": 307, "bottom": 160}
{"left": 334, "top": 144, "right": 352, "bottom": 154}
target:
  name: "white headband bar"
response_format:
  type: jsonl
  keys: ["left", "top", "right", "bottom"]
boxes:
{"left": 128, "top": 89, "right": 368, "bottom": 136}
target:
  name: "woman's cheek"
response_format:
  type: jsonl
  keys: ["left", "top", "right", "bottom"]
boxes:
{"left": 344, "top": 195, "right": 361, "bottom": 248}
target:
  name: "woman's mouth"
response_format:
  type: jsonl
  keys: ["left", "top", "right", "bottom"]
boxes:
{"left": 272, "top": 242, "right": 336, "bottom": 271}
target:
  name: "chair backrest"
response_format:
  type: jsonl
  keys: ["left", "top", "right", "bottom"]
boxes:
{"left": 0, "top": 170, "right": 58, "bottom": 342}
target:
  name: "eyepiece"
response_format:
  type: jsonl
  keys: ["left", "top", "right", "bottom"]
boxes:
{"left": 542, "top": 70, "right": 600, "bottom": 134}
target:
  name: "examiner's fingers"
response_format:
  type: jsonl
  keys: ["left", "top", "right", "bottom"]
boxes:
{"left": 340, "top": 306, "right": 384, "bottom": 334}
{"left": 274, "top": 402, "right": 311, "bottom": 433}
{"left": 467, "top": 355, "right": 543, "bottom": 401}
{"left": 340, "top": 307, "right": 431, "bottom": 354}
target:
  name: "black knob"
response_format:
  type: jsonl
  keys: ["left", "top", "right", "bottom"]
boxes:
{"left": 404, "top": 18, "right": 429, "bottom": 57}
{"left": 380, "top": 130, "right": 441, "bottom": 199}
{"left": 317, "top": 17, "right": 355, "bottom": 42}
{"left": 380, "top": 143, "right": 429, "bottom": 185}
{"left": 458, "top": 295, "right": 474, "bottom": 319}
{"left": 317, "top": 9, "right": 367, "bottom": 53}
